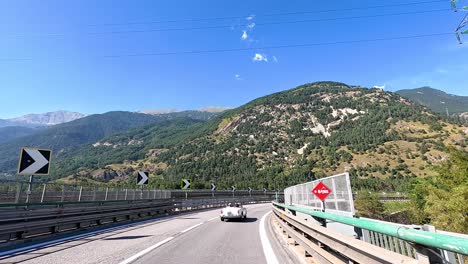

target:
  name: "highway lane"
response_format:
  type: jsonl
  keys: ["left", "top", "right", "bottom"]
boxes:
{"left": 133, "top": 203, "right": 286, "bottom": 264}
{"left": 0, "top": 203, "right": 292, "bottom": 264}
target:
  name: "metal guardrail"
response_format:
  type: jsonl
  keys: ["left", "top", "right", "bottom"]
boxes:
{"left": 273, "top": 203, "right": 468, "bottom": 264}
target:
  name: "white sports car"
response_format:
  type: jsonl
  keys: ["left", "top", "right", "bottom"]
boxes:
{"left": 220, "top": 203, "right": 247, "bottom": 221}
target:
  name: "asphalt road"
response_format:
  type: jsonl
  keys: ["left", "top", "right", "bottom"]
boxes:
{"left": 0, "top": 203, "right": 294, "bottom": 264}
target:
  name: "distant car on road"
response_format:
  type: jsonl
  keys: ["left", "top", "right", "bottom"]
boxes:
{"left": 220, "top": 203, "right": 247, "bottom": 221}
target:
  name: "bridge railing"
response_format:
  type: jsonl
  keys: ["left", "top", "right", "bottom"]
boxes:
{"left": 273, "top": 202, "right": 468, "bottom": 264}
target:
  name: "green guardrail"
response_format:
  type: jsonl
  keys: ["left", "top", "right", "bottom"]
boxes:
{"left": 273, "top": 202, "right": 468, "bottom": 255}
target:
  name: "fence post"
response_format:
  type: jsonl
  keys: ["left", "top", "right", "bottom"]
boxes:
{"left": 15, "top": 182, "right": 22, "bottom": 204}
{"left": 115, "top": 188, "right": 119, "bottom": 200}
{"left": 124, "top": 189, "right": 128, "bottom": 200}
{"left": 78, "top": 186, "right": 83, "bottom": 202}
{"left": 153, "top": 189, "right": 156, "bottom": 199}
{"left": 40, "top": 183, "right": 47, "bottom": 203}
{"left": 61, "top": 185, "right": 65, "bottom": 202}
{"left": 104, "top": 187, "right": 109, "bottom": 201}
{"left": 92, "top": 186, "right": 97, "bottom": 201}
{"left": 25, "top": 175, "right": 34, "bottom": 203}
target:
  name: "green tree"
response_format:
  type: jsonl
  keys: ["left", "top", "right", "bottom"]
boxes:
{"left": 408, "top": 148, "right": 468, "bottom": 233}
{"left": 354, "top": 191, "right": 385, "bottom": 220}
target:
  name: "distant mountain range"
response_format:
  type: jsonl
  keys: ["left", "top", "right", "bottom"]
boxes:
{"left": 138, "top": 107, "right": 231, "bottom": 115}
{"left": 396, "top": 87, "right": 468, "bottom": 114}
{"left": 0, "top": 111, "right": 86, "bottom": 128}
{"left": 0, "top": 110, "right": 220, "bottom": 175}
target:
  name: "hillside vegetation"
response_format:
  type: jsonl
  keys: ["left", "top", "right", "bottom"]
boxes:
{"left": 54, "top": 82, "right": 467, "bottom": 191}
{"left": 396, "top": 87, "right": 468, "bottom": 114}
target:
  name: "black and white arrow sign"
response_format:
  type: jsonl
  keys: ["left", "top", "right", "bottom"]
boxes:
{"left": 231, "top": 186, "right": 236, "bottom": 191}
{"left": 248, "top": 187, "right": 252, "bottom": 192}
{"left": 137, "top": 171, "right": 149, "bottom": 185}
{"left": 182, "top": 179, "right": 191, "bottom": 189}
{"left": 263, "top": 188, "right": 267, "bottom": 192}
{"left": 18, "top": 148, "right": 51, "bottom": 175}
{"left": 210, "top": 183, "right": 217, "bottom": 191}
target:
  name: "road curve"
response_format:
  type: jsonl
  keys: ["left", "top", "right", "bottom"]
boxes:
{"left": 0, "top": 203, "right": 294, "bottom": 264}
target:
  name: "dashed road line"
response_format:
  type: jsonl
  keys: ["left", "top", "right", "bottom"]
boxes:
{"left": 180, "top": 222, "right": 204, "bottom": 233}
{"left": 118, "top": 236, "right": 174, "bottom": 264}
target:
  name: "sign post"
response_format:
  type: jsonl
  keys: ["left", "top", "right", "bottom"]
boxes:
{"left": 311, "top": 181, "right": 332, "bottom": 227}
{"left": 210, "top": 183, "right": 216, "bottom": 197}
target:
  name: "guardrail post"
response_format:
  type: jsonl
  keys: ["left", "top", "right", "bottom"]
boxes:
{"left": 41, "top": 183, "right": 47, "bottom": 203}
{"left": 104, "top": 187, "right": 109, "bottom": 201}
{"left": 115, "top": 188, "right": 119, "bottom": 200}
{"left": 153, "top": 189, "right": 156, "bottom": 199}
{"left": 78, "top": 186, "right": 83, "bottom": 202}
{"left": 124, "top": 189, "right": 128, "bottom": 200}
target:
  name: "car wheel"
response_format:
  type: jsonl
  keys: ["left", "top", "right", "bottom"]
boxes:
{"left": 220, "top": 217, "right": 224, "bottom": 222}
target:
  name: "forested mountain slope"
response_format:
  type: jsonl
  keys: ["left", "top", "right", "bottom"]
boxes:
{"left": 54, "top": 82, "right": 468, "bottom": 191}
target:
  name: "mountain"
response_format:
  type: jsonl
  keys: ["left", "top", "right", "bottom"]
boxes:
{"left": 396, "top": 87, "right": 468, "bottom": 114}
{"left": 138, "top": 107, "right": 231, "bottom": 115}
{"left": 0, "top": 110, "right": 219, "bottom": 175}
{"left": 0, "top": 126, "right": 40, "bottom": 144}
{"left": 4, "top": 111, "right": 86, "bottom": 127}
{"left": 52, "top": 82, "right": 467, "bottom": 191}
{"left": 197, "top": 106, "right": 232, "bottom": 113}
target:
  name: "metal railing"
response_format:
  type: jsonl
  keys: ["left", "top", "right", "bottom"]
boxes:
{"left": 0, "top": 180, "right": 282, "bottom": 204}
{"left": 0, "top": 180, "right": 172, "bottom": 204}
{"left": 273, "top": 203, "right": 468, "bottom": 264}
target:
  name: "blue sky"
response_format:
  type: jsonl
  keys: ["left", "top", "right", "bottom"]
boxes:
{"left": 0, "top": 0, "right": 467, "bottom": 118}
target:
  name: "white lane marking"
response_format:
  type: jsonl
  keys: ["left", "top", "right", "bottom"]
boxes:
{"left": 180, "top": 222, "right": 203, "bottom": 233}
{"left": 260, "top": 211, "right": 279, "bottom": 264}
{"left": 208, "top": 216, "right": 218, "bottom": 221}
{"left": 118, "top": 236, "right": 174, "bottom": 264}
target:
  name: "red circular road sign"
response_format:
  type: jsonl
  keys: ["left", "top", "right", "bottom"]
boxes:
{"left": 312, "top": 182, "right": 332, "bottom": 201}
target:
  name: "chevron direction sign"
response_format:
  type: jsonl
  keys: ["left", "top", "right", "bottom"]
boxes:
{"left": 137, "top": 171, "right": 149, "bottom": 185}
{"left": 210, "top": 183, "right": 217, "bottom": 191}
{"left": 181, "top": 179, "right": 191, "bottom": 189}
{"left": 18, "top": 147, "right": 51, "bottom": 175}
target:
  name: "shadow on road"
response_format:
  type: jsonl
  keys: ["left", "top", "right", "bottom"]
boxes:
{"left": 224, "top": 217, "right": 258, "bottom": 223}
{"left": 103, "top": 235, "right": 151, "bottom": 240}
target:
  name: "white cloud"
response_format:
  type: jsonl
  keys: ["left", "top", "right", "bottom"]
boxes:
{"left": 272, "top": 56, "right": 278, "bottom": 63}
{"left": 373, "top": 85, "right": 385, "bottom": 89}
{"left": 435, "top": 68, "right": 449, "bottom": 74}
{"left": 246, "top": 22, "right": 256, "bottom": 29}
{"left": 241, "top": 30, "right": 248, "bottom": 40}
{"left": 235, "top": 74, "right": 243, "bottom": 80}
{"left": 246, "top": 15, "right": 255, "bottom": 21}
{"left": 252, "top": 53, "right": 268, "bottom": 62}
